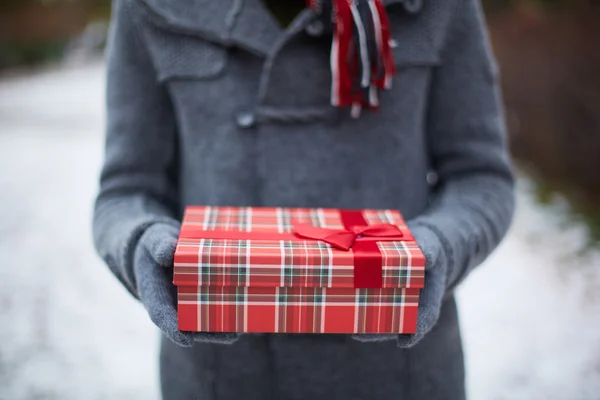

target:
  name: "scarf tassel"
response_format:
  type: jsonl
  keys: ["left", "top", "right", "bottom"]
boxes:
{"left": 308, "top": 0, "right": 396, "bottom": 115}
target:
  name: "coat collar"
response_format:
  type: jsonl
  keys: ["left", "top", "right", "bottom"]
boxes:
{"left": 137, "top": 0, "right": 423, "bottom": 57}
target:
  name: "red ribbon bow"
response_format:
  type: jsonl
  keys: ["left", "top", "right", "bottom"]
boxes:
{"left": 293, "top": 223, "right": 404, "bottom": 251}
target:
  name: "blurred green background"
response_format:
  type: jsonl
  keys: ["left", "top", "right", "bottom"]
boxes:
{"left": 1, "top": 0, "right": 599, "bottom": 242}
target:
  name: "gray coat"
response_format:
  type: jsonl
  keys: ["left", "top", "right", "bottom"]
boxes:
{"left": 93, "top": 0, "right": 516, "bottom": 399}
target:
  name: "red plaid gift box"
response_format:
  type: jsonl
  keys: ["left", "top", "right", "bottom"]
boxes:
{"left": 173, "top": 206, "right": 425, "bottom": 334}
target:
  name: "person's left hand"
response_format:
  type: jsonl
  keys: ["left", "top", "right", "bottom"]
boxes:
{"left": 351, "top": 223, "right": 448, "bottom": 347}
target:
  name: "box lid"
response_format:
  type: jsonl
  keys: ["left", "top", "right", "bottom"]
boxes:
{"left": 173, "top": 206, "right": 425, "bottom": 289}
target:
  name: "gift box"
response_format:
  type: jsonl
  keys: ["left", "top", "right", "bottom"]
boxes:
{"left": 173, "top": 206, "right": 425, "bottom": 334}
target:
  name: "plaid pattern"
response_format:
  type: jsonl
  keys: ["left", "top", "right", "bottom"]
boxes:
{"left": 180, "top": 206, "right": 346, "bottom": 232}
{"left": 174, "top": 206, "right": 425, "bottom": 289}
{"left": 178, "top": 286, "right": 420, "bottom": 334}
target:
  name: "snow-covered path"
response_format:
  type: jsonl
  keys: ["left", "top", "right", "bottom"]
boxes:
{"left": 1, "top": 61, "right": 599, "bottom": 400}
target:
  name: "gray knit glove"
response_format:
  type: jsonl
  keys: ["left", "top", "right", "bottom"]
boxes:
{"left": 133, "top": 222, "right": 240, "bottom": 347}
{"left": 352, "top": 223, "right": 448, "bottom": 347}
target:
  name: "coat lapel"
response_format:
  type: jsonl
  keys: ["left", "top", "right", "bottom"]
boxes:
{"left": 138, "top": 0, "right": 283, "bottom": 56}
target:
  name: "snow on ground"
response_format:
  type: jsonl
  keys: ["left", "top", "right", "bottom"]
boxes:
{"left": 0, "top": 61, "right": 160, "bottom": 400}
{"left": 0, "top": 61, "right": 599, "bottom": 400}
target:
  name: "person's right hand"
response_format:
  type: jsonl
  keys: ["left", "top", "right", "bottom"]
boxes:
{"left": 133, "top": 222, "right": 240, "bottom": 347}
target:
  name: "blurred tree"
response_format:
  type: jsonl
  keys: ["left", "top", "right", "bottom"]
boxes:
{"left": 486, "top": 1, "right": 600, "bottom": 242}
{"left": 0, "top": 0, "right": 110, "bottom": 69}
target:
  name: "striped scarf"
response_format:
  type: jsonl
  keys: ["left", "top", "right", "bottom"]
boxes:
{"left": 307, "top": 0, "right": 395, "bottom": 117}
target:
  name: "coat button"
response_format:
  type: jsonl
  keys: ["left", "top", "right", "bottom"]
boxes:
{"left": 426, "top": 171, "right": 438, "bottom": 185}
{"left": 236, "top": 111, "right": 256, "bottom": 129}
{"left": 306, "top": 20, "right": 324, "bottom": 37}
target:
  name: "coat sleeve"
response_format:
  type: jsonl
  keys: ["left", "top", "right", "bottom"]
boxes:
{"left": 92, "top": 0, "right": 181, "bottom": 297}
{"left": 409, "top": 0, "right": 516, "bottom": 292}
